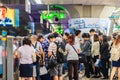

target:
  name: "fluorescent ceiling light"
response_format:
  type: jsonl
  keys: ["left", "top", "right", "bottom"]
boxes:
{"left": 34, "top": 0, "right": 42, "bottom": 4}
{"left": 113, "top": 8, "right": 120, "bottom": 13}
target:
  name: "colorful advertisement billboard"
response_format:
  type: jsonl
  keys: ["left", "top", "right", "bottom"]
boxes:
{"left": 0, "top": 6, "right": 19, "bottom": 27}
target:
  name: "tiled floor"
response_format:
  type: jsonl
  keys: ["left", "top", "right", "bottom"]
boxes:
{"left": 0, "top": 71, "right": 116, "bottom": 80}
{"left": 63, "top": 72, "right": 108, "bottom": 80}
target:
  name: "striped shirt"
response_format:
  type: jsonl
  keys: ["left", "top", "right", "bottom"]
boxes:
{"left": 0, "top": 17, "right": 13, "bottom": 26}
{"left": 48, "top": 42, "right": 57, "bottom": 55}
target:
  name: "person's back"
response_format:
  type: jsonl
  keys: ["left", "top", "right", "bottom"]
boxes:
{"left": 66, "top": 43, "right": 79, "bottom": 61}
{"left": 65, "top": 34, "right": 79, "bottom": 80}
{"left": 17, "top": 38, "right": 33, "bottom": 80}
{"left": 100, "top": 42, "right": 109, "bottom": 59}
{"left": 18, "top": 45, "right": 34, "bottom": 64}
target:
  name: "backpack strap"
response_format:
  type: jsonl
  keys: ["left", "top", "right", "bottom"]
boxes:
{"left": 54, "top": 41, "right": 58, "bottom": 52}
{"left": 71, "top": 45, "right": 78, "bottom": 55}
{"left": 32, "top": 42, "right": 37, "bottom": 49}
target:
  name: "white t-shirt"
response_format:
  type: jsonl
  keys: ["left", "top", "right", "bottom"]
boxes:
{"left": 18, "top": 45, "right": 34, "bottom": 64}
{"left": 13, "top": 44, "right": 17, "bottom": 52}
{"left": 75, "top": 36, "right": 81, "bottom": 49}
{"left": 65, "top": 44, "right": 79, "bottom": 61}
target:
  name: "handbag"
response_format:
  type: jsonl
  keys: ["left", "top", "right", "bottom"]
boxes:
{"left": 40, "top": 66, "right": 48, "bottom": 76}
{"left": 94, "top": 59, "right": 102, "bottom": 67}
{"left": 72, "top": 46, "right": 86, "bottom": 63}
{"left": 48, "top": 52, "right": 58, "bottom": 69}
{"left": 78, "top": 53, "right": 86, "bottom": 63}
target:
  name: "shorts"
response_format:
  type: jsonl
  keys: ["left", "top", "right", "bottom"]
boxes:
{"left": 19, "top": 64, "right": 33, "bottom": 77}
{"left": 49, "top": 63, "right": 63, "bottom": 77}
{"left": 112, "top": 58, "right": 120, "bottom": 67}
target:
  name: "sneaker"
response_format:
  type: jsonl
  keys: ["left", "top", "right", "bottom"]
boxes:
{"left": 97, "top": 75, "right": 102, "bottom": 78}
{"left": 101, "top": 76, "right": 109, "bottom": 79}
{"left": 91, "top": 75, "right": 97, "bottom": 78}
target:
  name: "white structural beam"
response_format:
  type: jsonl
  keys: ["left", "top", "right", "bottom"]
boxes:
{"left": 35, "top": 0, "right": 120, "bottom": 6}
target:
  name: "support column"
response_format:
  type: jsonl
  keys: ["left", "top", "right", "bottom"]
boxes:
{"left": 108, "top": 19, "right": 115, "bottom": 36}
{"left": 2, "top": 38, "right": 7, "bottom": 80}
{"left": 7, "top": 36, "right": 14, "bottom": 80}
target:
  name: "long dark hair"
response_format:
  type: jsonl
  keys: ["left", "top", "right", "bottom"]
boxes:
{"left": 67, "top": 34, "right": 75, "bottom": 45}
{"left": 23, "top": 38, "right": 31, "bottom": 46}
{"left": 103, "top": 35, "right": 108, "bottom": 44}
{"left": 94, "top": 34, "right": 99, "bottom": 42}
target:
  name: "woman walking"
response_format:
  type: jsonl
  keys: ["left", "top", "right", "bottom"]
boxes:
{"left": 110, "top": 34, "right": 120, "bottom": 80}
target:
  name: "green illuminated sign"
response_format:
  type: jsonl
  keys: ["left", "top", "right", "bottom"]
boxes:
{"left": 41, "top": 11, "right": 66, "bottom": 20}
{"left": 115, "top": 26, "right": 120, "bottom": 28}
{"left": 50, "top": 5, "right": 67, "bottom": 10}
{"left": 55, "top": 26, "right": 64, "bottom": 34}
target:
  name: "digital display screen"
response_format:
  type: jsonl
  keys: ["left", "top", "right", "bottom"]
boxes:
{"left": 0, "top": 6, "right": 19, "bottom": 27}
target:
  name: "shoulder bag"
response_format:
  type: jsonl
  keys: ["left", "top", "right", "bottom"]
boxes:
{"left": 72, "top": 46, "right": 86, "bottom": 63}
{"left": 48, "top": 52, "right": 58, "bottom": 69}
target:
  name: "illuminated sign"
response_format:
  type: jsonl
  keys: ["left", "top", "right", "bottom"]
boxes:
{"left": 41, "top": 11, "right": 66, "bottom": 20}
{"left": 55, "top": 25, "right": 64, "bottom": 34}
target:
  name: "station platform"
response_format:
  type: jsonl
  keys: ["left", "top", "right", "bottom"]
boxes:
{"left": 0, "top": 71, "right": 112, "bottom": 80}
{"left": 63, "top": 71, "right": 109, "bottom": 80}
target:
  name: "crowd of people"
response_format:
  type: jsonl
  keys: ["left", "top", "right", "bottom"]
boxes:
{"left": 13, "top": 29, "right": 120, "bottom": 80}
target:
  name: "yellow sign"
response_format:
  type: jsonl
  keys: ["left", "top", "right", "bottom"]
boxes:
{"left": 2, "top": 37, "right": 7, "bottom": 41}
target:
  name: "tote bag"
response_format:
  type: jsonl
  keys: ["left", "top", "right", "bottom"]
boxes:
{"left": 40, "top": 66, "right": 48, "bottom": 75}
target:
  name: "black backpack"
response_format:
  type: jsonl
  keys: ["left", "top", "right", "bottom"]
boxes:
{"left": 54, "top": 41, "right": 66, "bottom": 63}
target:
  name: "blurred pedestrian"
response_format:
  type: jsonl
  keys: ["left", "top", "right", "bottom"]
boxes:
{"left": 100, "top": 35, "right": 109, "bottom": 79}
{"left": 110, "top": 34, "right": 120, "bottom": 80}
{"left": 17, "top": 38, "right": 34, "bottom": 80}
{"left": 65, "top": 34, "right": 80, "bottom": 80}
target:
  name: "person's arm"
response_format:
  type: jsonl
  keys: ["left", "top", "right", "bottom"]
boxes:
{"left": 99, "top": 43, "right": 109, "bottom": 59}
{"left": 91, "top": 42, "right": 94, "bottom": 54}
{"left": 65, "top": 44, "right": 69, "bottom": 55}
{"left": 48, "top": 43, "right": 52, "bottom": 57}
{"left": 76, "top": 44, "right": 81, "bottom": 54}
{"left": 13, "top": 49, "right": 17, "bottom": 58}
{"left": 16, "top": 50, "right": 21, "bottom": 59}
{"left": 39, "top": 43, "right": 45, "bottom": 63}
{"left": 39, "top": 48, "right": 45, "bottom": 65}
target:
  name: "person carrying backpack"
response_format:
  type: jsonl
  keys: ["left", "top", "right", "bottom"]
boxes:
{"left": 48, "top": 33, "right": 64, "bottom": 80}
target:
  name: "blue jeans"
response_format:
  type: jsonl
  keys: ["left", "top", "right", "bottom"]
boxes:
{"left": 36, "top": 63, "right": 40, "bottom": 80}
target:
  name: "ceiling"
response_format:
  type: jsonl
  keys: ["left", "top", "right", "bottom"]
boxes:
{"left": 4, "top": 0, "right": 120, "bottom": 24}
{"left": 0, "top": 0, "right": 119, "bottom": 6}
{"left": 31, "top": 0, "right": 120, "bottom": 6}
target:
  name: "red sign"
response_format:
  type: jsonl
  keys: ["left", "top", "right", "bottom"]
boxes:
{"left": 2, "top": 50, "right": 7, "bottom": 57}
